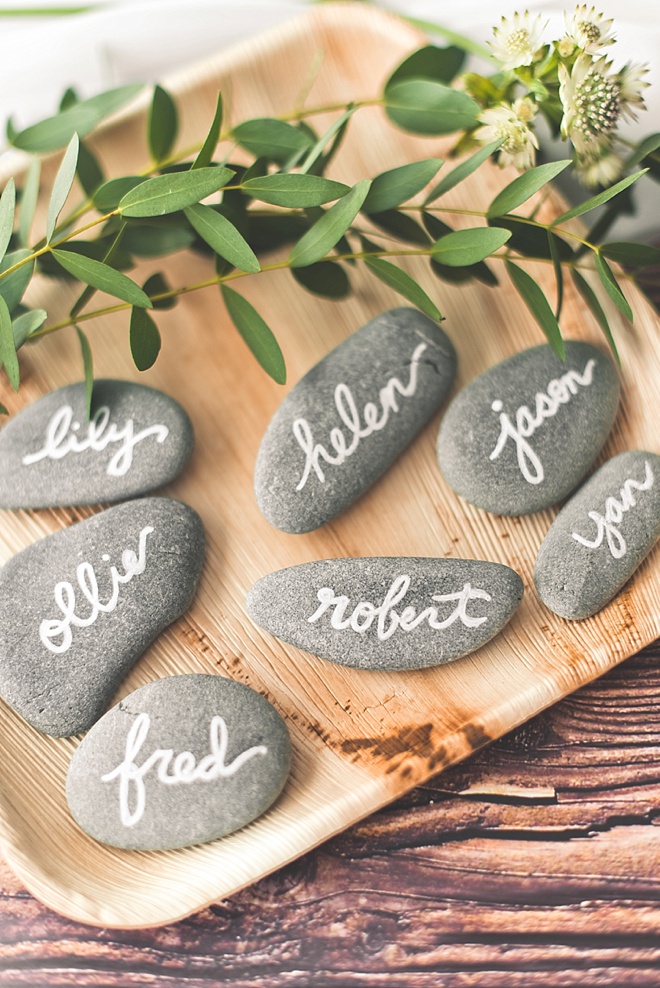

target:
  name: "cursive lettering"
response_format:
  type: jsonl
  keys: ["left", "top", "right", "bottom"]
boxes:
{"left": 307, "top": 575, "right": 491, "bottom": 641}
{"left": 293, "top": 342, "right": 428, "bottom": 491}
{"left": 101, "top": 712, "right": 268, "bottom": 827}
{"left": 22, "top": 404, "right": 169, "bottom": 477}
{"left": 489, "top": 359, "right": 596, "bottom": 484}
{"left": 572, "top": 460, "right": 654, "bottom": 559}
{"left": 40, "top": 525, "right": 154, "bottom": 655}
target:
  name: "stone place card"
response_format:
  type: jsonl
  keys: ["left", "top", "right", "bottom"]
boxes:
{"left": 246, "top": 557, "right": 524, "bottom": 671}
{"left": 66, "top": 674, "right": 292, "bottom": 851}
{"left": 436, "top": 341, "right": 620, "bottom": 515}
{"left": 534, "top": 450, "right": 660, "bottom": 620}
{"left": 0, "top": 497, "right": 205, "bottom": 737}
{"left": 0, "top": 380, "right": 194, "bottom": 509}
{"left": 255, "top": 307, "right": 457, "bottom": 533}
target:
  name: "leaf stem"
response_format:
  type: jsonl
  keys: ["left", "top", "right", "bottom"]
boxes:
{"left": 0, "top": 210, "right": 119, "bottom": 280}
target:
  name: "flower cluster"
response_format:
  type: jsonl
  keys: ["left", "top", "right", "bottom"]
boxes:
{"left": 471, "top": 5, "right": 649, "bottom": 186}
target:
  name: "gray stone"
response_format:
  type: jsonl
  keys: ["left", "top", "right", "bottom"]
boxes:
{"left": 534, "top": 450, "right": 660, "bottom": 620}
{"left": 66, "top": 674, "right": 291, "bottom": 851}
{"left": 436, "top": 342, "right": 620, "bottom": 515}
{"left": 0, "top": 497, "right": 205, "bottom": 736}
{"left": 0, "top": 380, "right": 194, "bottom": 509}
{"left": 246, "top": 557, "right": 523, "bottom": 671}
{"left": 255, "top": 307, "right": 457, "bottom": 533}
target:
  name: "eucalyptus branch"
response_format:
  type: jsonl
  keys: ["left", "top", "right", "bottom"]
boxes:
{"left": 0, "top": 6, "right": 656, "bottom": 401}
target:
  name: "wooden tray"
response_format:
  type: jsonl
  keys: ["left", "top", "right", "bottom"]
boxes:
{"left": 0, "top": 3, "right": 658, "bottom": 929}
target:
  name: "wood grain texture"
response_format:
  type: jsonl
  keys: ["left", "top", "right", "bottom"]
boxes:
{"left": 0, "top": 2, "right": 658, "bottom": 928}
{"left": 0, "top": 640, "right": 658, "bottom": 987}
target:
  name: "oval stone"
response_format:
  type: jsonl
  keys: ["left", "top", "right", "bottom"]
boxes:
{"left": 0, "top": 379, "right": 194, "bottom": 509}
{"left": 436, "top": 342, "right": 620, "bottom": 515}
{"left": 66, "top": 674, "right": 291, "bottom": 851}
{"left": 254, "top": 307, "right": 457, "bottom": 533}
{"left": 534, "top": 450, "right": 660, "bottom": 620}
{"left": 0, "top": 497, "right": 205, "bottom": 736}
{"left": 246, "top": 557, "right": 524, "bottom": 671}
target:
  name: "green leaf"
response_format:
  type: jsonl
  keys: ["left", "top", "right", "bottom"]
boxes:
{"left": 143, "top": 272, "right": 176, "bottom": 310}
{"left": 505, "top": 259, "right": 565, "bottom": 358}
{"left": 232, "top": 118, "right": 311, "bottom": 163}
{"left": 221, "top": 285, "right": 285, "bottom": 384}
{"left": 130, "top": 307, "right": 161, "bottom": 370}
{"left": 0, "top": 178, "right": 16, "bottom": 265}
{"left": 487, "top": 160, "right": 571, "bottom": 218}
{"left": 599, "top": 241, "right": 660, "bottom": 268}
{"left": 547, "top": 228, "right": 563, "bottom": 321}
{"left": 362, "top": 159, "right": 443, "bottom": 215}
{"left": 18, "top": 159, "right": 41, "bottom": 247}
{"left": 46, "top": 133, "right": 79, "bottom": 242}
{"left": 0, "top": 295, "right": 19, "bottom": 390}
{"left": 425, "top": 139, "right": 502, "bottom": 204}
{"left": 184, "top": 204, "right": 260, "bottom": 272}
{"left": 386, "top": 45, "right": 466, "bottom": 89}
{"left": 0, "top": 403, "right": 7, "bottom": 415}
{"left": 12, "top": 104, "right": 97, "bottom": 153}
{"left": 363, "top": 256, "right": 441, "bottom": 321}
{"left": 193, "top": 91, "right": 223, "bottom": 170}
{"left": 242, "top": 173, "right": 350, "bottom": 208}
{"left": 12, "top": 308, "right": 47, "bottom": 348}
{"left": 594, "top": 252, "right": 633, "bottom": 322}
{"left": 93, "top": 176, "right": 144, "bottom": 211}
{"left": 0, "top": 249, "right": 34, "bottom": 313}
{"left": 76, "top": 139, "right": 104, "bottom": 197}
{"left": 299, "top": 106, "right": 355, "bottom": 175}
{"left": 11, "top": 84, "right": 142, "bottom": 152}
{"left": 571, "top": 269, "right": 619, "bottom": 365}
{"left": 431, "top": 226, "right": 511, "bottom": 266}
{"left": 122, "top": 220, "right": 196, "bottom": 257}
{"left": 148, "top": 85, "right": 178, "bottom": 164}
{"left": 74, "top": 324, "right": 94, "bottom": 419}
{"left": 289, "top": 179, "right": 371, "bottom": 268}
{"left": 51, "top": 249, "right": 152, "bottom": 308}
{"left": 385, "top": 80, "right": 479, "bottom": 136}
{"left": 118, "top": 166, "right": 234, "bottom": 217}
{"left": 627, "top": 133, "right": 660, "bottom": 170}
{"left": 551, "top": 170, "right": 647, "bottom": 226}
{"left": 59, "top": 87, "right": 79, "bottom": 112}
{"left": 291, "top": 260, "right": 350, "bottom": 298}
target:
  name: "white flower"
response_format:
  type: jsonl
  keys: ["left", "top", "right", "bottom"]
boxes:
{"left": 475, "top": 99, "right": 539, "bottom": 170}
{"left": 617, "top": 61, "right": 650, "bottom": 121}
{"left": 490, "top": 11, "right": 547, "bottom": 71}
{"left": 564, "top": 5, "right": 615, "bottom": 54}
{"left": 575, "top": 148, "right": 625, "bottom": 187}
{"left": 559, "top": 54, "right": 621, "bottom": 156}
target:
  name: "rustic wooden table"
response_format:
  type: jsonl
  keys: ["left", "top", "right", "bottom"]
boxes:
{"left": 1, "top": 636, "right": 658, "bottom": 987}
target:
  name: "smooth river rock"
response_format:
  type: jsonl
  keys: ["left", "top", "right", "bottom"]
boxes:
{"left": 0, "top": 380, "right": 194, "bottom": 509}
{"left": 534, "top": 450, "right": 660, "bottom": 620}
{"left": 66, "top": 674, "right": 291, "bottom": 851}
{"left": 436, "top": 341, "right": 620, "bottom": 515}
{"left": 246, "top": 557, "right": 523, "bottom": 670}
{"left": 255, "top": 307, "right": 457, "bottom": 533}
{"left": 0, "top": 497, "right": 205, "bottom": 736}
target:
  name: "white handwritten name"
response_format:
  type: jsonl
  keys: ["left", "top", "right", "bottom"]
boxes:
{"left": 293, "top": 342, "right": 428, "bottom": 491}
{"left": 307, "top": 575, "right": 491, "bottom": 642}
{"left": 489, "top": 359, "right": 596, "bottom": 485}
{"left": 571, "top": 460, "right": 654, "bottom": 559}
{"left": 22, "top": 404, "right": 169, "bottom": 477}
{"left": 40, "top": 525, "right": 154, "bottom": 655}
{"left": 101, "top": 712, "right": 268, "bottom": 827}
